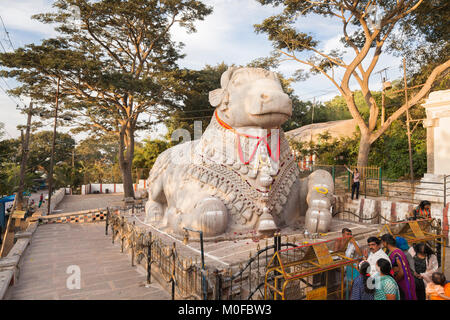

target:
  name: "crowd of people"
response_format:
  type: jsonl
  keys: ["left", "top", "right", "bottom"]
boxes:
{"left": 337, "top": 228, "right": 450, "bottom": 300}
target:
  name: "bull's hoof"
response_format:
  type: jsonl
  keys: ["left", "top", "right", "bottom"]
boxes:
{"left": 304, "top": 208, "right": 331, "bottom": 233}
{"left": 191, "top": 197, "right": 228, "bottom": 237}
{"left": 144, "top": 200, "right": 164, "bottom": 224}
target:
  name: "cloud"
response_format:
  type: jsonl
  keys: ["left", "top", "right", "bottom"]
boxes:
{"left": 171, "top": 0, "right": 281, "bottom": 69}
{"left": 0, "top": 0, "right": 406, "bottom": 141}
{"left": 0, "top": 94, "right": 24, "bottom": 139}
{"left": 0, "top": 0, "right": 57, "bottom": 41}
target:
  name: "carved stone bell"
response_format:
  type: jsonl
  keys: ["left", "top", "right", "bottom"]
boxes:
{"left": 257, "top": 207, "right": 277, "bottom": 234}
{"left": 257, "top": 172, "right": 273, "bottom": 188}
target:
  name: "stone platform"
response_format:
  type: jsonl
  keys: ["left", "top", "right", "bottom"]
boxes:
{"left": 54, "top": 193, "right": 124, "bottom": 214}
{"left": 125, "top": 211, "right": 380, "bottom": 271}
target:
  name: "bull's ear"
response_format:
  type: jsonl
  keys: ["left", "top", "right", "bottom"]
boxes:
{"left": 218, "top": 91, "right": 229, "bottom": 111}
{"left": 209, "top": 89, "right": 225, "bottom": 107}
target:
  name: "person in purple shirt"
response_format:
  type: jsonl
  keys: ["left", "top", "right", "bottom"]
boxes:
{"left": 381, "top": 234, "right": 417, "bottom": 300}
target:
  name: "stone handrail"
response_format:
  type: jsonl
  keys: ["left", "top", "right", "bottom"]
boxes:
{"left": 0, "top": 221, "right": 38, "bottom": 299}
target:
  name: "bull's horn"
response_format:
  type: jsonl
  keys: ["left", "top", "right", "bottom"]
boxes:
{"left": 220, "top": 66, "right": 237, "bottom": 88}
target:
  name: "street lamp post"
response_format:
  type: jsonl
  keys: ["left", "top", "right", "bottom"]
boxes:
{"left": 183, "top": 227, "right": 207, "bottom": 300}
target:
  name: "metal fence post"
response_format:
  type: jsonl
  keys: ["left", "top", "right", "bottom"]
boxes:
{"left": 273, "top": 233, "right": 277, "bottom": 256}
{"left": 147, "top": 232, "right": 152, "bottom": 284}
{"left": 112, "top": 223, "right": 115, "bottom": 244}
{"left": 347, "top": 170, "right": 351, "bottom": 192}
{"left": 171, "top": 242, "right": 176, "bottom": 300}
{"left": 444, "top": 175, "right": 447, "bottom": 207}
{"left": 214, "top": 269, "right": 222, "bottom": 300}
{"left": 199, "top": 231, "right": 207, "bottom": 300}
{"left": 105, "top": 208, "right": 109, "bottom": 235}
{"left": 364, "top": 177, "right": 367, "bottom": 199}
{"left": 379, "top": 167, "right": 383, "bottom": 196}
{"left": 332, "top": 166, "right": 335, "bottom": 187}
{"left": 120, "top": 216, "right": 125, "bottom": 253}
{"left": 131, "top": 221, "right": 135, "bottom": 267}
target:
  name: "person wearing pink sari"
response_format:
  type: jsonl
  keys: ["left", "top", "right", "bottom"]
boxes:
{"left": 381, "top": 234, "right": 417, "bottom": 300}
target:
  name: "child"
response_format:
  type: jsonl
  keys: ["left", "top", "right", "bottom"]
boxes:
{"left": 426, "top": 272, "right": 450, "bottom": 300}
{"left": 38, "top": 193, "right": 43, "bottom": 208}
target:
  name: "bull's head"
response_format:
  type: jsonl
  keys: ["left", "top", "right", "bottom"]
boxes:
{"left": 209, "top": 67, "right": 292, "bottom": 129}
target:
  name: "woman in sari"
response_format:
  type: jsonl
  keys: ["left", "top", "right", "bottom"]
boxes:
{"left": 381, "top": 234, "right": 417, "bottom": 300}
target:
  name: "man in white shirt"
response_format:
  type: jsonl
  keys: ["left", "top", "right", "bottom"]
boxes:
{"left": 334, "top": 228, "right": 362, "bottom": 299}
{"left": 364, "top": 236, "right": 391, "bottom": 276}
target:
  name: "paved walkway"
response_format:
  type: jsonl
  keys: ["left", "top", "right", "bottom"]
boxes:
{"left": 53, "top": 193, "right": 124, "bottom": 214}
{"left": 5, "top": 223, "right": 170, "bottom": 300}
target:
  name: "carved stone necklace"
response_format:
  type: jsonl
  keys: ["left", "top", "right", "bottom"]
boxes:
{"left": 187, "top": 112, "right": 300, "bottom": 227}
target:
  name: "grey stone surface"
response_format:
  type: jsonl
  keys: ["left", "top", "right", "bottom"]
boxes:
{"left": 53, "top": 194, "right": 124, "bottom": 214}
{"left": 144, "top": 67, "right": 334, "bottom": 237}
{"left": 0, "top": 270, "right": 14, "bottom": 299}
{"left": 4, "top": 223, "right": 170, "bottom": 300}
{"left": 130, "top": 212, "right": 381, "bottom": 270}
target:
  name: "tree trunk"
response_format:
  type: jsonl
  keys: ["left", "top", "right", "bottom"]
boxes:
{"left": 118, "top": 124, "right": 135, "bottom": 199}
{"left": 357, "top": 133, "right": 371, "bottom": 168}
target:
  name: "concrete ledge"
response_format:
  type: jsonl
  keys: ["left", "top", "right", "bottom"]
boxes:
{"left": 0, "top": 256, "right": 20, "bottom": 270}
{"left": 7, "top": 239, "right": 30, "bottom": 258}
{"left": 38, "top": 208, "right": 108, "bottom": 225}
{"left": 0, "top": 270, "right": 14, "bottom": 299}
{"left": 14, "top": 232, "right": 33, "bottom": 240}
{"left": 38, "top": 208, "right": 107, "bottom": 220}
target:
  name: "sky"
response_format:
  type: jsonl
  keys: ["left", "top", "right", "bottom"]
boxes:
{"left": 0, "top": 0, "right": 404, "bottom": 142}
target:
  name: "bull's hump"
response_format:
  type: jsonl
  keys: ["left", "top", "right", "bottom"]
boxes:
{"left": 153, "top": 140, "right": 198, "bottom": 168}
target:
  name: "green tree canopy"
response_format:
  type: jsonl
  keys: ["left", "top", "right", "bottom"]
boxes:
{"left": 255, "top": 0, "right": 450, "bottom": 168}
{"left": 27, "top": 131, "right": 75, "bottom": 175}
{"left": 0, "top": 0, "right": 212, "bottom": 198}
{"left": 161, "top": 63, "right": 228, "bottom": 139}
{"left": 133, "top": 138, "right": 170, "bottom": 170}
{"left": 394, "top": 0, "right": 450, "bottom": 87}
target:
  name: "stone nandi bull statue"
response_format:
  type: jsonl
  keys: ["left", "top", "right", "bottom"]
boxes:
{"left": 145, "top": 67, "right": 334, "bottom": 237}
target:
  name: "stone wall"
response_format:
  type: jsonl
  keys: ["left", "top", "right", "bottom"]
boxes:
{"left": 81, "top": 180, "right": 147, "bottom": 195}
{"left": 42, "top": 188, "right": 66, "bottom": 215}
{"left": 334, "top": 195, "right": 449, "bottom": 241}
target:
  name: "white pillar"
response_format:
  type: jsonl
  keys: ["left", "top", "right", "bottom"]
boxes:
{"left": 422, "top": 89, "right": 450, "bottom": 176}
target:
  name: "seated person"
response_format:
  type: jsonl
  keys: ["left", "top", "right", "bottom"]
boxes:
{"left": 409, "top": 200, "right": 431, "bottom": 220}
{"left": 426, "top": 272, "right": 450, "bottom": 300}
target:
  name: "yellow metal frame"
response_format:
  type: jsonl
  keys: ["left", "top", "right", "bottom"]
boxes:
{"left": 264, "top": 237, "right": 359, "bottom": 300}
{"left": 378, "top": 218, "right": 446, "bottom": 273}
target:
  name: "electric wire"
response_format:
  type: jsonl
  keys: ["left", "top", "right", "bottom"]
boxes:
{"left": 0, "top": 15, "right": 15, "bottom": 51}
